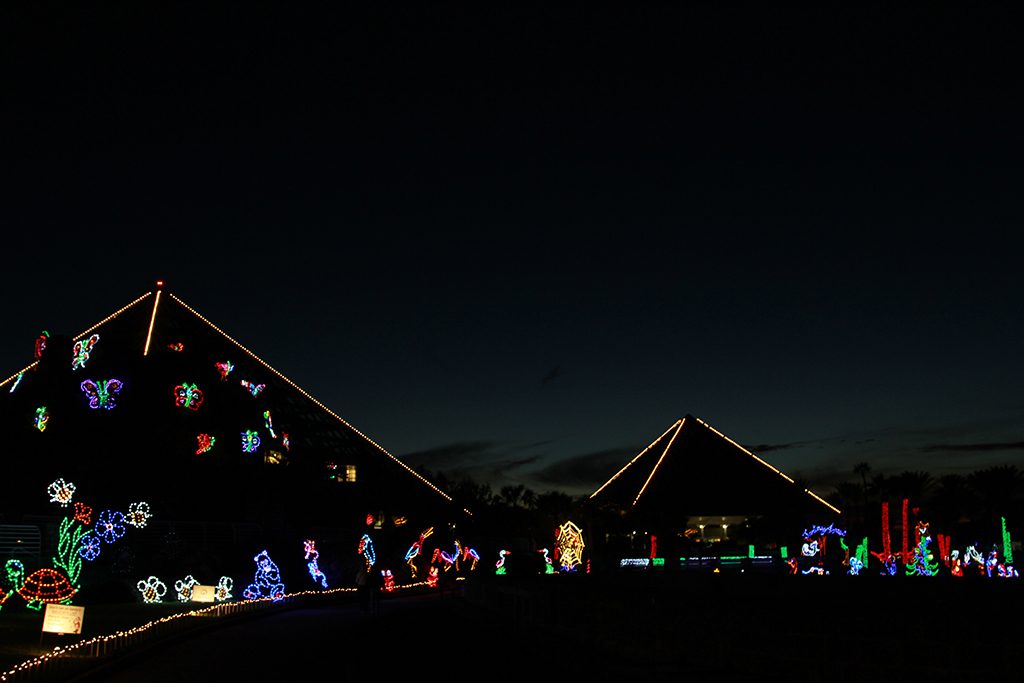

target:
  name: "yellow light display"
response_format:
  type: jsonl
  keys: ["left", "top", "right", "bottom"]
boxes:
{"left": 632, "top": 418, "right": 685, "bottom": 505}
{"left": 143, "top": 290, "right": 162, "bottom": 356}
{"left": 590, "top": 421, "right": 682, "bottom": 498}
{"left": 556, "top": 521, "right": 586, "bottom": 570}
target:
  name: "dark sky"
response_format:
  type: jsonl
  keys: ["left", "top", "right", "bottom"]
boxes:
{"left": 3, "top": 5, "right": 1022, "bottom": 497}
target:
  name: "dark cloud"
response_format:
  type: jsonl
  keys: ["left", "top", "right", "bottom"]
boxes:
{"left": 508, "top": 439, "right": 555, "bottom": 453}
{"left": 489, "top": 455, "right": 542, "bottom": 478}
{"left": 540, "top": 367, "right": 560, "bottom": 387}
{"left": 400, "top": 442, "right": 543, "bottom": 488}
{"left": 401, "top": 441, "right": 495, "bottom": 470}
{"left": 919, "top": 442, "right": 1024, "bottom": 453}
{"left": 743, "top": 442, "right": 807, "bottom": 453}
{"left": 529, "top": 446, "right": 639, "bottom": 490}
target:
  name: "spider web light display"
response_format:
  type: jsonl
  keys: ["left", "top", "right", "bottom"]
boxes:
{"left": 556, "top": 521, "right": 585, "bottom": 570}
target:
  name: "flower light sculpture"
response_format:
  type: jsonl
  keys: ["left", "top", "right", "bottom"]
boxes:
{"left": 96, "top": 510, "right": 127, "bottom": 544}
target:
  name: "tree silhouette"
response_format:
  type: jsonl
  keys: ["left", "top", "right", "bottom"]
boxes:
{"left": 968, "top": 465, "right": 1024, "bottom": 524}
{"left": 853, "top": 462, "right": 871, "bottom": 527}
{"left": 930, "top": 474, "right": 974, "bottom": 529}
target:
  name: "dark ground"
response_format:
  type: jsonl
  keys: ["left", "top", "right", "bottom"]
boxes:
{"left": 4, "top": 573, "right": 1021, "bottom": 682}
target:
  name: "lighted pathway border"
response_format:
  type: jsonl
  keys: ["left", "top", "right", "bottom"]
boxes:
{"left": 1, "top": 580, "right": 443, "bottom": 682}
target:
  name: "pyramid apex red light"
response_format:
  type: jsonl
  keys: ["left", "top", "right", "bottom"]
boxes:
{"left": 156, "top": 281, "right": 164, "bottom": 287}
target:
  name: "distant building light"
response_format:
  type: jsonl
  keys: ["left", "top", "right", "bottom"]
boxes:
{"left": 345, "top": 465, "right": 357, "bottom": 483}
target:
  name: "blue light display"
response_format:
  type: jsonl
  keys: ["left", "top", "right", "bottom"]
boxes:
{"left": 243, "top": 550, "right": 285, "bottom": 601}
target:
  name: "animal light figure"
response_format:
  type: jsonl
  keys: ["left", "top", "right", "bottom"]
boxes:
{"left": 34, "top": 407, "right": 49, "bottom": 432}
{"left": 243, "top": 550, "right": 285, "bottom": 601}
{"left": 174, "top": 383, "right": 203, "bottom": 410}
{"left": 71, "top": 334, "right": 99, "bottom": 370}
{"left": 175, "top": 575, "right": 198, "bottom": 602}
{"left": 427, "top": 566, "right": 439, "bottom": 587}
{"left": 801, "top": 541, "right": 820, "bottom": 557}
{"left": 80, "top": 379, "right": 123, "bottom": 409}
{"left": 540, "top": 548, "right": 554, "bottom": 574}
{"left": 240, "top": 380, "right": 265, "bottom": 397}
{"left": 196, "top": 433, "right": 215, "bottom": 455}
{"left": 461, "top": 544, "right": 480, "bottom": 571}
{"left": 126, "top": 502, "right": 151, "bottom": 529}
{"left": 48, "top": 478, "right": 76, "bottom": 507}
{"left": 241, "top": 430, "right": 261, "bottom": 453}
{"left": 404, "top": 527, "right": 434, "bottom": 577}
{"left": 358, "top": 534, "right": 376, "bottom": 569}
{"left": 138, "top": 576, "right": 167, "bottom": 604}
{"left": 381, "top": 569, "right": 396, "bottom": 592}
{"left": 215, "top": 576, "right": 233, "bottom": 602}
{"left": 950, "top": 550, "right": 963, "bottom": 577}
{"left": 433, "top": 541, "right": 462, "bottom": 572}
{"left": 215, "top": 361, "right": 234, "bottom": 380}
{"left": 847, "top": 557, "right": 864, "bottom": 576}
{"left": 495, "top": 550, "right": 508, "bottom": 575}
{"left": 304, "top": 539, "right": 328, "bottom": 588}
{"left": 986, "top": 548, "right": 1000, "bottom": 578}
{"left": 963, "top": 545, "right": 986, "bottom": 575}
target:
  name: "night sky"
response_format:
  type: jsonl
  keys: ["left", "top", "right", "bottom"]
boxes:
{"left": 4, "top": 5, "right": 1022, "bottom": 498}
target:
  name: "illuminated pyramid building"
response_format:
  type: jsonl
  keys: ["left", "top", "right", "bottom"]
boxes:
{"left": 0, "top": 285, "right": 458, "bottom": 534}
{"left": 590, "top": 416, "right": 838, "bottom": 544}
